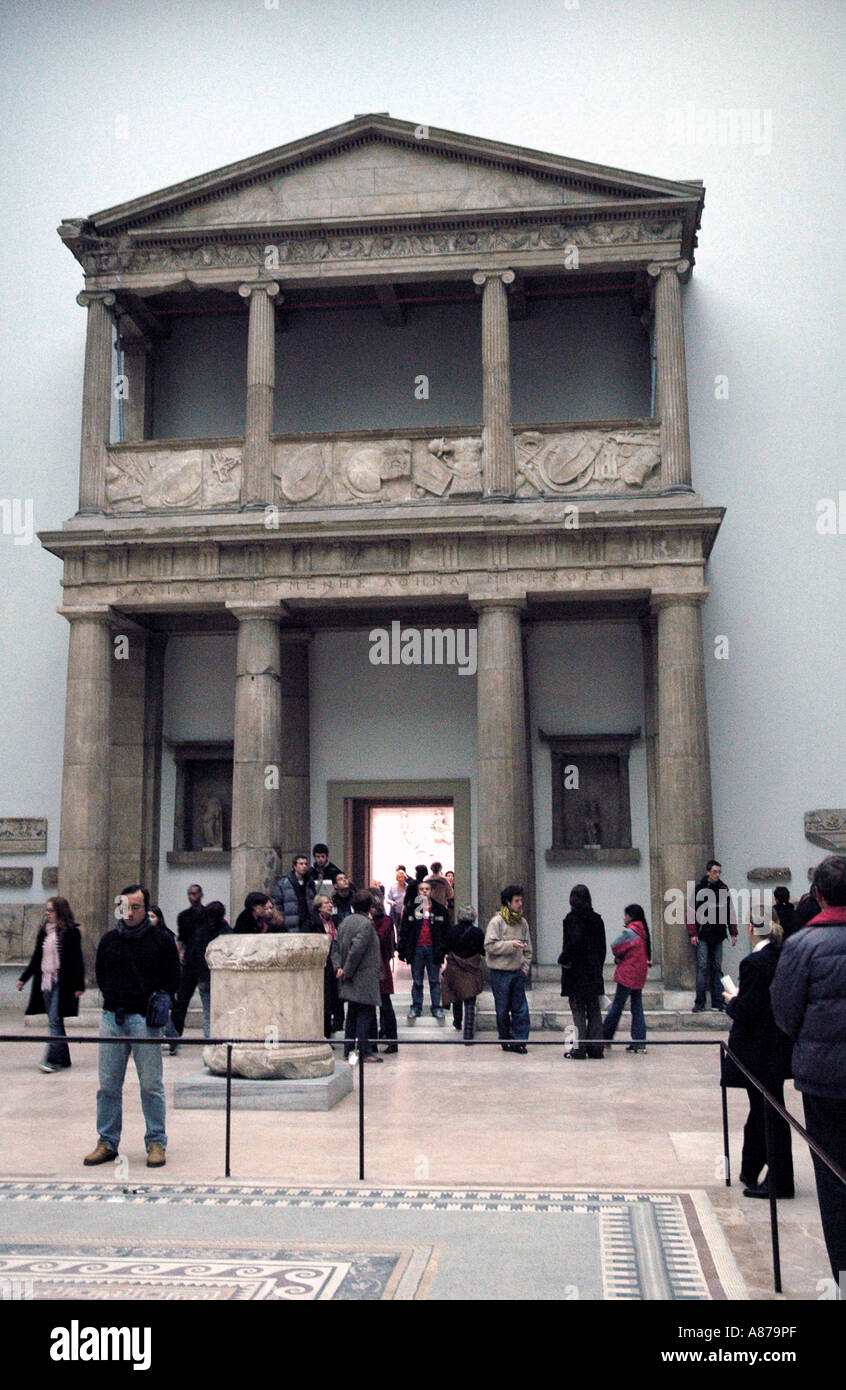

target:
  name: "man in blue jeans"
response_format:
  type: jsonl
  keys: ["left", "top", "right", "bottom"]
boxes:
{"left": 398, "top": 879, "right": 449, "bottom": 1024}
{"left": 485, "top": 885, "right": 532, "bottom": 1053}
{"left": 84, "top": 884, "right": 179, "bottom": 1170}
{"left": 686, "top": 859, "right": 737, "bottom": 1011}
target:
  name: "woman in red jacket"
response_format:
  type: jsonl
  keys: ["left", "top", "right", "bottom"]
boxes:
{"left": 601, "top": 904, "right": 652, "bottom": 1054}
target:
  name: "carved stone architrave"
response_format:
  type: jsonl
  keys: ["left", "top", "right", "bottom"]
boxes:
{"left": 747, "top": 867, "right": 791, "bottom": 883}
{"left": 83, "top": 217, "right": 685, "bottom": 277}
{"left": 0, "top": 867, "right": 33, "bottom": 888}
{"left": 804, "top": 809, "right": 846, "bottom": 852}
{"left": 0, "top": 819, "right": 47, "bottom": 855}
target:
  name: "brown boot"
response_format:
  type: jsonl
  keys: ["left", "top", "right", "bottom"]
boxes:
{"left": 83, "top": 1141, "right": 118, "bottom": 1166}
{"left": 146, "top": 1143, "right": 166, "bottom": 1168}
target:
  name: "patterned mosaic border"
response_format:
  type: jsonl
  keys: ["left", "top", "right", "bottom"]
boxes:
{"left": 0, "top": 1182, "right": 744, "bottom": 1301}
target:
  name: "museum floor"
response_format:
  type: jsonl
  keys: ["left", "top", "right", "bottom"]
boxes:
{"left": 0, "top": 1001, "right": 833, "bottom": 1302}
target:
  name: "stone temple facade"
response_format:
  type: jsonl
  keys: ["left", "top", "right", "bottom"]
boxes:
{"left": 42, "top": 114, "right": 722, "bottom": 988}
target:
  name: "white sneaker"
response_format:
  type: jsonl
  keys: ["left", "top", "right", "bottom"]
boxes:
{"left": 39, "top": 1063, "right": 58, "bottom": 1073}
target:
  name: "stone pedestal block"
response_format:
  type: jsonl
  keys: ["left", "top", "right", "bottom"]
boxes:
{"left": 203, "top": 933, "right": 334, "bottom": 1079}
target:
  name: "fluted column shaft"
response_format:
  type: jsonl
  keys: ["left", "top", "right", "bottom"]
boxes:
{"left": 229, "top": 605, "right": 285, "bottom": 919}
{"left": 474, "top": 600, "right": 531, "bottom": 927}
{"left": 655, "top": 595, "right": 714, "bottom": 989}
{"left": 77, "top": 291, "right": 116, "bottom": 513}
{"left": 648, "top": 260, "right": 692, "bottom": 491}
{"left": 473, "top": 269, "right": 515, "bottom": 497}
{"left": 239, "top": 282, "right": 280, "bottom": 508}
{"left": 57, "top": 607, "right": 113, "bottom": 973}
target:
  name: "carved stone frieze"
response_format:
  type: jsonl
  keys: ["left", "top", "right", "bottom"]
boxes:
{"left": 0, "top": 818, "right": 47, "bottom": 855}
{"left": 516, "top": 428, "right": 660, "bottom": 496}
{"left": 82, "top": 218, "right": 684, "bottom": 276}
{"left": 804, "top": 809, "right": 846, "bottom": 852}
{"left": 106, "top": 445, "right": 242, "bottom": 512}
{"left": 0, "top": 867, "right": 33, "bottom": 888}
{"left": 746, "top": 868, "right": 791, "bottom": 882}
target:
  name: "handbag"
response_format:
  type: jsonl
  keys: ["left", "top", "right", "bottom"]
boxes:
{"left": 146, "top": 989, "right": 172, "bottom": 1028}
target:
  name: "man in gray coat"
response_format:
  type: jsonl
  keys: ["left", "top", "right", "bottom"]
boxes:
{"left": 771, "top": 854, "right": 846, "bottom": 1286}
{"left": 331, "top": 889, "right": 383, "bottom": 1063}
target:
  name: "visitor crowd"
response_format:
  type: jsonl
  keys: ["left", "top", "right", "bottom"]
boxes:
{"left": 13, "top": 848, "right": 846, "bottom": 1284}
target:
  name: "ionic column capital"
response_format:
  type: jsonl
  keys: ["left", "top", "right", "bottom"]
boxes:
{"left": 76, "top": 290, "right": 116, "bottom": 309}
{"left": 646, "top": 259, "right": 690, "bottom": 283}
{"left": 238, "top": 281, "right": 281, "bottom": 300}
{"left": 472, "top": 268, "right": 515, "bottom": 289}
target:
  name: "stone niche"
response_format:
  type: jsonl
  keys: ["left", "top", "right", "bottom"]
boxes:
{"left": 167, "top": 742, "right": 233, "bottom": 867}
{"left": 203, "top": 933, "right": 334, "bottom": 1080}
{"left": 539, "top": 730, "right": 641, "bottom": 866}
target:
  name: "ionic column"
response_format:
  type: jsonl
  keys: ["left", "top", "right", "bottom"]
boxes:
{"left": 473, "top": 598, "right": 532, "bottom": 927}
{"left": 57, "top": 606, "right": 113, "bottom": 974}
{"left": 472, "top": 269, "right": 516, "bottom": 497}
{"left": 227, "top": 604, "right": 285, "bottom": 920}
{"left": 77, "top": 291, "right": 116, "bottom": 513}
{"left": 238, "top": 281, "right": 280, "bottom": 508}
{"left": 647, "top": 260, "right": 692, "bottom": 492}
{"left": 654, "top": 593, "right": 714, "bottom": 990}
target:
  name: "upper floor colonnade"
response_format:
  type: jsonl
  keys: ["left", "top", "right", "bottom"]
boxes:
{"left": 75, "top": 259, "right": 694, "bottom": 517}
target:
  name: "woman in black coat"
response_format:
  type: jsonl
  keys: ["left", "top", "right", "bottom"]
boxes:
{"left": 559, "top": 884, "right": 606, "bottom": 1060}
{"left": 723, "top": 918, "right": 794, "bottom": 1199}
{"left": 17, "top": 896, "right": 85, "bottom": 1072}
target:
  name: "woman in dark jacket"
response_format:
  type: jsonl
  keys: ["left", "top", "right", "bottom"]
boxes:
{"left": 723, "top": 918, "right": 794, "bottom": 1199}
{"left": 441, "top": 905, "right": 485, "bottom": 1040}
{"left": 559, "top": 884, "right": 606, "bottom": 1060}
{"left": 17, "top": 896, "right": 85, "bottom": 1072}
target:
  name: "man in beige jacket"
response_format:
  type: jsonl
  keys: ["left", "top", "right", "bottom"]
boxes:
{"left": 484, "top": 885, "right": 532, "bottom": 1054}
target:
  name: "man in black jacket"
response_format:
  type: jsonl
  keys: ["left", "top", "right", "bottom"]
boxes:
{"left": 176, "top": 883, "right": 206, "bottom": 957}
{"left": 686, "top": 859, "right": 738, "bottom": 1012}
{"left": 772, "top": 855, "right": 846, "bottom": 1285}
{"left": 84, "top": 885, "right": 179, "bottom": 1170}
{"left": 398, "top": 879, "right": 449, "bottom": 1024}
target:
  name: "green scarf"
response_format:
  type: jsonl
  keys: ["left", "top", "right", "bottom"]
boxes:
{"left": 500, "top": 906, "right": 523, "bottom": 929}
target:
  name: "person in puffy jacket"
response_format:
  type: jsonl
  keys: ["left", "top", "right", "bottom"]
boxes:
{"left": 601, "top": 904, "right": 651, "bottom": 1054}
{"left": 771, "top": 855, "right": 846, "bottom": 1282}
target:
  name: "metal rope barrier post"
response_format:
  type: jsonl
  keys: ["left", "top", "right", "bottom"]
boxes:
{"left": 225, "top": 1043, "right": 233, "bottom": 1179}
{"left": 763, "top": 1097, "right": 783, "bottom": 1294}
{"left": 719, "top": 1045, "right": 731, "bottom": 1187}
{"left": 357, "top": 1036, "right": 365, "bottom": 1181}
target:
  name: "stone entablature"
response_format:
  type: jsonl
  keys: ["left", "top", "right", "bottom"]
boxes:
{"left": 104, "top": 420, "right": 661, "bottom": 513}
{"left": 43, "top": 506, "right": 721, "bottom": 611}
{"left": 75, "top": 216, "right": 686, "bottom": 288}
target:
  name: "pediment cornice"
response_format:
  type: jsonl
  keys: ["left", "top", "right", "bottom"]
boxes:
{"left": 59, "top": 115, "right": 704, "bottom": 274}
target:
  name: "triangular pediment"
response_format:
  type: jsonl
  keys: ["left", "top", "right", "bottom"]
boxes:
{"left": 79, "top": 116, "right": 702, "bottom": 237}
